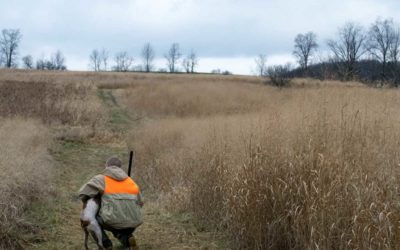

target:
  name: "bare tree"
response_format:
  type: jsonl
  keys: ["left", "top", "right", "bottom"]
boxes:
{"left": 254, "top": 54, "right": 267, "bottom": 76}
{"left": 390, "top": 27, "right": 400, "bottom": 64}
{"left": 293, "top": 32, "right": 318, "bottom": 72}
{"left": 113, "top": 51, "right": 133, "bottom": 72}
{"left": 327, "top": 22, "right": 367, "bottom": 80}
{"left": 188, "top": 50, "right": 198, "bottom": 73}
{"left": 0, "top": 29, "right": 22, "bottom": 68}
{"left": 367, "top": 18, "right": 398, "bottom": 80}
{"left": 22, "top": 55, "right": 33, "bottom": 69}
{"left": 36, "top": 57, "right": 46, "bottom": 70}
{"left": 182, "top": 57, "right": 191, "bottom": 73}
{"left": 387, "top": 26, "right": 400, "bottom": 85}
{"left": 34, "top": 51, "right": 66, "bottom": 70}
{"left": 52, "top": 50, "right": 66, "bottom": 70}
{"left": 100, "top": 49, "right": 109, "bottom": 71}
{"left": 141, "top": 43, "right": 155, "bottom": 72}
{"left": 267, "top": 63, "right": 293, "bottom": 87}
{"left": 182, "top": 50, "right": 198, "bottom": 73}
{"left": 89, "top": 49, "right": 101, "bottom": 71}
{"left": 165, "top": 43, "right": 181, "bottom": 73}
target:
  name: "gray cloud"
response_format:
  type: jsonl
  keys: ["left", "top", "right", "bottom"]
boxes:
{"left": 1, "top": 0, "right": 400, "bottom": 74}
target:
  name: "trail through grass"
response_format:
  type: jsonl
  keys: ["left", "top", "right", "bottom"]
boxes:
{"left": 30, "top": 89, "right": 228, "bottom": 249}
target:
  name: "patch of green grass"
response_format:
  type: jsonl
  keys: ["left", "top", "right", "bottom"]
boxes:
{"left": 97, "top": 89, "right": 118, "bottom": 107}
{"left": 30, "top": 141, "right": 128, "bottom": 249}
{"left": 110, "top": 109, "right": 131, "bottom": 125}
{"left": 97, "top": 89, "right": 133, "bottom": 132}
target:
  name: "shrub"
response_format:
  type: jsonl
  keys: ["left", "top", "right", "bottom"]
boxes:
{"left": 267, "top": 64, "right": 293, "bottom": 87}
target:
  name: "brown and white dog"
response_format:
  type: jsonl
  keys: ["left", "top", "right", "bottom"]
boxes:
{"left": 80, "top": 197, "right": 104, "bottom": 250}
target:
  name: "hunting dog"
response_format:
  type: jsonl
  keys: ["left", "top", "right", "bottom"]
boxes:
{"left": 80, "top": 197, "right": 104, "bottom": 250}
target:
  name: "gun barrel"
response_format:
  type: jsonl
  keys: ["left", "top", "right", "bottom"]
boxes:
{"left": 128, "top": 151, "right": 134, "bottom": 177}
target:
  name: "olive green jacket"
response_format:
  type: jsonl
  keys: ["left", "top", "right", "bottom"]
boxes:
{"left": 78, "top": 166, "right": 143, "bottom": 229}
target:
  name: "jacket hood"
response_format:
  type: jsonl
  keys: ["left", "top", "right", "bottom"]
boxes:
{"left": 102, "top": 166, "right": 128, "bottom": 181}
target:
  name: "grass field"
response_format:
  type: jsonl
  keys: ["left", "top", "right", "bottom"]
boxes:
{"left": 0, "top": 69, "right": 399, "bottom": 249}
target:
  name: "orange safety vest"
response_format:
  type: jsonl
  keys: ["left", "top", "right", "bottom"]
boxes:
{"left": 103, "top": 176, "right": 140, "bottom": 195}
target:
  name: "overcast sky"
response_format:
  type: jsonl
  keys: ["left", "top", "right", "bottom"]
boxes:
{"left": 1, "top": 0, "right": 400, "bottom": 74}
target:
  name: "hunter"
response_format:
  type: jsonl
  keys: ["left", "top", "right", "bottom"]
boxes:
{"left": 79, "top": 156, "right": 143, "bottom": 250}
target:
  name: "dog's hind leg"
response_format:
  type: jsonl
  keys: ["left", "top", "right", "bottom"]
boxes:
{"left": 88, "top": 221, "right": 104, "bottom": 249}
{"left": 83, "top": 226, "right": 89, "bottom": 250}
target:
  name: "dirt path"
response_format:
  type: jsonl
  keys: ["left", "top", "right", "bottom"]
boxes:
{"left": 30, "top": 89, "right": 229, "bottom": 249}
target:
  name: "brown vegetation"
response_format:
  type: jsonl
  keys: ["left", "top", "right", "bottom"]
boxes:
{"left": 125, "top": 82, "right": 400, "bottom": 249}
{"left": 0, "top": 69, "right": 263, "bottom": 89}
{"left": 0, "top": 70, "right": 106, "bottom": 248}
{"left": 0, "top": 119, "right": 53, "bottom": 249}
{"left": 0, "top": 70, "right": 107, "bottom": 141}
{"left": 1, "top": 69, "right": 399, "bottom": 249}
{"left": 0, "top": 80, "right": 102, "bottom": 127}
{"left": 123, "top": 82, "right": 270, "bottom": 118}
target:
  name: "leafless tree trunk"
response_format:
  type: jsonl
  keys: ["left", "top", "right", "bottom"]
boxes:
{"left": 188, "top": 50, "right": 198, "bottom": 73}
{"left": 293, "top": 32, "right": 318, "bottom": 73}
{"left": 367, "top": 18, "right": 397, "bottom": 81}
{"left": 0, "top": 29, "right": 22, "bottom": 68}
{"left": 182, "top": 58, "right": 190, "bottom": 73}
{"left": 182, "top": 50, "right": 198, "bottom": 73}
{"left": 254, "top": 54, "right": 267, "bottom": 76}
{"left": 327, "top": 22, "right": 367, "bottom": 80}
{"left": 22, "top": 55, "right": 33, "bottom": 69}
{"left": 165, "top": 43, "right": 181, "bottom": 73}
{"left": 100, "top": 49, "right": 109, "bottom": 71}
{"left": 390, "top": 27, "right": 400, "bottom": 64}
{"left": 89, "top": 49, "right": 101, "bottom": 71}
{"left": 141, "top": 43, "right": 155, "bottom": 72}
{"left": 113, "top": 51, "right": 133, "bottom": 72}
{"left": 388, "top": 27, "right": 400, "bottom": 85}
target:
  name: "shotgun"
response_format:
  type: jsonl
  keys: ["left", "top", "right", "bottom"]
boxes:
{"left": 128, "top": 150, "right": 134, "bottom": 177}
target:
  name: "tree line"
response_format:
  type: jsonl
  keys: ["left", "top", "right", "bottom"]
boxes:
{"left": 0, "top": 28, "right": 199, "bottom": 73}
{"left": 88, "top": 42, "right": 199, "bottom": 73}
{"left": 255, "top": 17, "right": 400, "bottom": 86}
{"left": 3, "top": 17, "right": 400, "bottom": 84}
{"left": 0, "top": 28, "right": 67, "bottom": 70}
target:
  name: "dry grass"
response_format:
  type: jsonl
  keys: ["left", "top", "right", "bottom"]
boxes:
{"left": 122, "top": 77, "right": 366, "bottom": 119}
{"left": 0, "top": 69, "right": 263, "bottom": 89}
{"left": 0, "top": 118, "right": 53, "bottom": 249}
{"left": 0, "top": 80, "right": 102, "bottom": 127}
{"left": 0, "top": 70, "right": 107, "bottom": 141}
{"left": 2, "top": 69, "right": 399, "bottom": 248}
{"left": 125, "top": 82, "right": 400, "bottom": 249}
{"left": 123, "top": 82, "right": 270, "bottom": 118}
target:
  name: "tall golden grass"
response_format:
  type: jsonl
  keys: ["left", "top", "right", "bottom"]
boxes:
{"left": 126, "top": 83, "right": 400, "bottom": 249}
{"left": 0, "top": 119, "right": 53, "bottom": 249}
{"left": 0, "top": 69, "right": 263, "bottom": 89}
{"left": 0, "top": 80, "right": 102, "bottom": 126}
{"left": 123, "top": 82, "right": 271, "bottom": 118}
{"left": 0, "top": 70, "right": 107, "bottom": 248}
{"left": 2, "top": 69, "right": 398, "bottom": 248}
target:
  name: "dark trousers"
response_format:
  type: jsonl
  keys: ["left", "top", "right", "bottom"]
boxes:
{"left": 96, "top": 215, "right": 135, "bottom": 248}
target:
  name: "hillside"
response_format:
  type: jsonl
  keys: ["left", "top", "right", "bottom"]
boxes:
{"left": 0, "top": 70, "right": 399, "bottom": 249}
